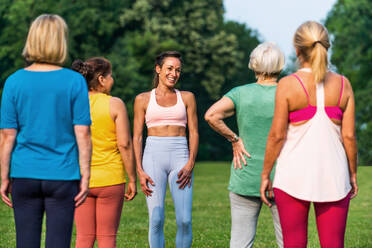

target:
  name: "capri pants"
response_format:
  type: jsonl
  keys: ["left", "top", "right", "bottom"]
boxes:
{"left": 143, "top": 136, "right": 193, "bottom": 248}
{"left": 274, "top": 188, "right": 351, "bottom": 248}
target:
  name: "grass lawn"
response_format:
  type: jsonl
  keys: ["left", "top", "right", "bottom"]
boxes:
{"left": 0, "top": 162, "right": 371, "bottom": 247}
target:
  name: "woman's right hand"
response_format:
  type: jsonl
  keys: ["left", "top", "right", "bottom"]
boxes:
{"left": 139, "top": 171, "right": 155, "bottom": 197}
{"left": 232, "top": 138, "right": 251, "bottom": 169}
{"left": 0, "top": 178, "right": 12, "bottom": 208}
{"left": 260, "top": 176, "right": 273, "bottom": 207}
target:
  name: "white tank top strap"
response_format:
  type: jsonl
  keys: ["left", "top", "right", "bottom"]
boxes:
{"left": 316, "top": 82, "right": 325, "bottom": 109}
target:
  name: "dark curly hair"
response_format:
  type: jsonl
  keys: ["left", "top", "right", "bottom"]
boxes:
{"left": 72, "top": 57, "right": 111, "bottom": 90}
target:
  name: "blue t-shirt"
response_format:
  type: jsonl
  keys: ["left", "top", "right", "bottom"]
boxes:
{"left": 0, "top": 68, "right": 91, "bottom": 180}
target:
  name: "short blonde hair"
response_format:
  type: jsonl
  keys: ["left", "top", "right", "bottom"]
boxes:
{"left": 294, "top": 21, "right": 330, "bottom": 83}
{"left": 22, "top": 14, "right": 68, "bottom": 65}
{"left": 248, "top": 42, "right": 285, "bottom": 79}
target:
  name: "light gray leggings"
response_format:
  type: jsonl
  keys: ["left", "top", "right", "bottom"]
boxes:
{"left": 143, "top": 136, "right": 193, "bottom": 248}
{"left": 230, "top": 192, "right": 283, "bottom": 248}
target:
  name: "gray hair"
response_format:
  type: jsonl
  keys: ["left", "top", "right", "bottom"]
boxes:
{"left": 248, "top": 42, "right": 285, "bottom": 78}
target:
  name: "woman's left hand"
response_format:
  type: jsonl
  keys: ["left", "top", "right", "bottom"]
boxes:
{"left": 350, "top": 174, "right": 358, "bottom": 199}
{"left": 75, "top": 176, "right": 90, "bottom": 207}
{"left": 124, "top": 181, "right": 137, "bottom": 201}
{"left": 177, "top": 163, "right": 193, "bottom": 189}
{"left": 232, "top": 138, "right": 251, "bottom": 169}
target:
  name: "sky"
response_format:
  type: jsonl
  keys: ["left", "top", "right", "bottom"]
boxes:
{"left": 224, "top": 0, "right": 337, "bottom": 60}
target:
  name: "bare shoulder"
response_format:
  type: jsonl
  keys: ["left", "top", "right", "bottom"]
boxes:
{"left": 277, "top": 74, "right": 297, "bottom": 92}
{"left": 340, "top": 74, "right": 353, "bottom": 96}
{"left": 111, "top": 96, "right": 125, "bottom": 109}
{"left": 179, "top": 90, "right": 195, "bottom": 103}
{"left": 279, "top": 74, "right": 296, "bottom": 85}
{"left": 327, "top": 71, "right": 353, "bottom": 92}
{"left": 326, "top": 71, "right": 343, "bottom": 81}
{"left": 135, "top": 91, "right": 151, "bottom": 106}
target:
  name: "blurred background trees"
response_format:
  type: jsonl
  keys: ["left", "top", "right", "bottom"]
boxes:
{"left": 325, "top": 0, "right": 372, "bottom": 165}
{"left": 0, "top": 0, "right": 370, "bottom": 164}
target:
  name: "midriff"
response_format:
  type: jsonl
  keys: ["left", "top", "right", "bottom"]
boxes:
{"left": 147, "top": 125, "right": 186, "bottom": 137}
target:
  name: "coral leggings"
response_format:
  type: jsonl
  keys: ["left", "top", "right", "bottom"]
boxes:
{"left": 273, "top": 188, "right": 351, "bottom": 248}
{"left": 74, "top": 183, "right": 125, "bottom": 248}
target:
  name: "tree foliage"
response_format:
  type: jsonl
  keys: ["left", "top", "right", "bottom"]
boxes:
{"left": 0, "top": 0, "right": 260, "bottom": 161}
{"left": 326, "top": 0, "right": 372, "bottom": 165}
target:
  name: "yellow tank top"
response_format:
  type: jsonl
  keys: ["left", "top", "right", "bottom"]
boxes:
{"left": 89, "top": 93, "right": 126, "bottom": 187}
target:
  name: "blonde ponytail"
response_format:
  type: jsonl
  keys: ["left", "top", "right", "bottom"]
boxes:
{"left": 294, "top": 21, "right": 330, "bottom": 83}
{"left": 309, "top": 42, "right": 328, "bottom": 83}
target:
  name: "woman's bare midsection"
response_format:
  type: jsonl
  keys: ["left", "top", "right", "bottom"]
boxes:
{"left": 147, "top": 125, "right": 186, "bottom": 137}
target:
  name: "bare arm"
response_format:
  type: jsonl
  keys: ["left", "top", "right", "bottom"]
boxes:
{"left": 74, "top": 125, "right": 92, "bottom": 207}
{"left": 111, "top": 97, "right": 137, "bottom": 201}
{"left": 260, "top": 79, "right": 289, "bottom": 206}
{"left": 133, "top": 94, "right": 146, "bottom": 174}
{"left": 133, "top": 93, "right": 154, "bottom": 196}
{"left": 177, "top": 92, "right": 199, "bottom": 189}
{"left": 341, "top": 78, "right": 358, "bottom": 198}
{"left": 204, "top": 96, "right": 236, "bottom": 140}
{"left": 185, "top": 92, "right": 199, "bottom": 166}
{"left": 0, "top": 129, "right": 17, "bottom": 207}
{"left": 204, "top": 96, "right": 251, "bottom": 169}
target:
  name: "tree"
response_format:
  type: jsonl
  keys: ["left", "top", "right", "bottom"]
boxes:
{"left": 326, "top": 0, "right": 372, "bottom": 165}
{"left": 0, "top": 0, "right": 261, "bottom": 161}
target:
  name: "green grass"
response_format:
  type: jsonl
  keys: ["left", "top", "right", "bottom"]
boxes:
{"left": 0, "top": 163, "right": 371, "bottom": 247}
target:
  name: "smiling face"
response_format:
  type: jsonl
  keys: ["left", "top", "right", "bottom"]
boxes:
{"left": 156, "top": 57, "right": 181, "bottom": 88}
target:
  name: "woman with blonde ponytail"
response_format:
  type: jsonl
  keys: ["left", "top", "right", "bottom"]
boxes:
{"left": 260, "top": 21, "right": 358, "bottom": 247}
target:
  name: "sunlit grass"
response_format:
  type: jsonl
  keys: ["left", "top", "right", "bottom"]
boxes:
{"left": 0, "top": 163, "right": 371, "bottom": 247}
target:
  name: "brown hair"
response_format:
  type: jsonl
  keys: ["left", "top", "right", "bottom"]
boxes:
{"left": 71, "top": 57, "right": 111, "bottom": 90}
{"left": 294, "top": 21, "right": 330, "bottom": 83}
{"left": 153, "top": 51, "right": 182, "bottom": 87}
{"left": 22, "top": 14, "right": 68, "bottom": 65}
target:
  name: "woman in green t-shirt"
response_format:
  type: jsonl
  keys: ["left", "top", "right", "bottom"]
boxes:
{"left": 205, "top": 42, "right": 285, "bottom": 248}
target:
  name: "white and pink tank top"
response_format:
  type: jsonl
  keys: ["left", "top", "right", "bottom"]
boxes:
{"left": 273, "top": 74, "right": 351, "bottom": 202}
{"left": 145, "top": 89, "right": 187, "bottom": 128}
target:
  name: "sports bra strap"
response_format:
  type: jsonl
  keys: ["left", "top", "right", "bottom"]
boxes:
{"left": 337, "top": 76, "right": 344, "bottom": 107}
{"left": 292, "top": 74, "right": 310, "bottom": 104}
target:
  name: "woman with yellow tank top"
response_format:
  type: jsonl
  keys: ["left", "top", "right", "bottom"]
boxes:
{"left": 72, "top": 57, "right": 137, "bottom": 248}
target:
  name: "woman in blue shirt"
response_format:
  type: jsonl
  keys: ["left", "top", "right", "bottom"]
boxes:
{"left": 0, "top": 14, "right": 92, "bottom": 248}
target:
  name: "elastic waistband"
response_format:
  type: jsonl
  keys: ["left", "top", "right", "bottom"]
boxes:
{"left": 146, "top": 136, "right": 187, "bottom": 141}
{"left": 145, "top": 136, "right": 188, "bottom": 151}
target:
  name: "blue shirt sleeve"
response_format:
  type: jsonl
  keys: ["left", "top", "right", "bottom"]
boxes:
{"left": 1, "top": 79, "right": 18, "bottom": 129}
{"left": 224, "top": 86, "right": 239, "bottom": 109}
{"left": 71, "top": 76, "right": 91, "bottom": 125}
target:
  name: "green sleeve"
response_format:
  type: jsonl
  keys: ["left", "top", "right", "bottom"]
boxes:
{"left": 224, "top": 86, "right": 240, "bottom": 109}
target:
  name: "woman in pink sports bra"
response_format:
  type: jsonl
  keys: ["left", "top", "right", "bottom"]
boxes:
{"left": 133, "top": 51, "right": 198, "bottom": 248}
{"left": 260, "top": 21, "right": 358, "bottom": 248}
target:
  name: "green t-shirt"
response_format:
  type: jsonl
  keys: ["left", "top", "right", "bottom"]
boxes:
{"left": 225, "top": 83, "right": 276, "bottom": 197}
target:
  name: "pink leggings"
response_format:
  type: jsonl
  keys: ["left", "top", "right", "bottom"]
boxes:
{"left": 273, "top": 188, "right": 351, "bottom": 248}
{"left": 74, "top": 184, "right": 125, "bottom": 248}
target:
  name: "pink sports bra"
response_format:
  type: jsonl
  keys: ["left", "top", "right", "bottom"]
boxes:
{"left": 145, "top": 89, "right": 187, "bottom": 128}
{"left": 289, "top": 73, "right": 344, "bottom": 123}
